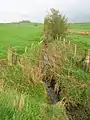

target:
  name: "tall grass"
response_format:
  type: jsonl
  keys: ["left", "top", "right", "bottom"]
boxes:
{"left": 0, "top": 38, "right": 90, "bottom": 119}
{"left": 0, "top": 41, "right": 69, "bottom": 120}
{"left": 38, "top": 39, "right": 90, "bottom": 105}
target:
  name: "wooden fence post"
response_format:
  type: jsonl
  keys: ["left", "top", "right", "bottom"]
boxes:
{"left": 68, "top": 40, "right": 71, "bottom": 52}
{"left": 83, "top": 49, "right": 90, "bottom": 72}
{"left": 60, "top": 36, "right": 61, "bottom": 41}
{"left": 56, "top": 35, "right": 59, "bottom": 40}
{"left": 12, "top": 48, "right": 17, "bottom": 65}
{"left": 74, "top": 44, "right": 77, "bottom": 57}
{"left": 19, "top": 57, "right": 25, "bottom": 68}
{"left": 7, "top": 47, "right": 13, "bottom": 66}
{"left": 63, "top": 38, "right": 65, "bottom": 47}
{"left": 25, "top": 46, "right": 28, "bottom": 53}
{"left": 69, "top": 40, "right": 70, "bottom": 46}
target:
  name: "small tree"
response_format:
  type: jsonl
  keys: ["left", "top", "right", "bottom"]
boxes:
{"left": 44, "top": 8, "right": 68, "bottom": 43}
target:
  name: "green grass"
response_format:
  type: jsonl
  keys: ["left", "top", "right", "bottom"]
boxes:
{"left": 0, "top": 23, "right": 43, "bottom": 58}
{"left": 0, "top": 85, "right": 46, "bottom": 120}
{"left": 69, "top": 23, "right": 90, "bottom": 49}
{"left": 0, "top": 22, "right": 90, "bottom": 58}
{"left": 69, "top": 34, "right": 90, "bottom": 49}
{"left": 69, "top": 23, "right": 90, "bottom": 30}
{"left": 0, "top": 66, "right": 68, "bottom": 120}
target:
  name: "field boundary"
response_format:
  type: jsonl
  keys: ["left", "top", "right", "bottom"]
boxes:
{"left": 2, "top": 39, "right": 89, "bottom": 73}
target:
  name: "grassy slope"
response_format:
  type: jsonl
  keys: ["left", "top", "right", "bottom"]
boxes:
{"left": 0, "top": 23, "right": 43, "bottom": 58}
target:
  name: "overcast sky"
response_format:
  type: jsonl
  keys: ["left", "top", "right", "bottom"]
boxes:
{"left": 0, "top": 0, "right": 90, "bottom": 23}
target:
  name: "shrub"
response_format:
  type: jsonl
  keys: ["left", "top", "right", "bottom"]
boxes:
{"left": 44, "top": 8, "right": 68, "bottom": 43}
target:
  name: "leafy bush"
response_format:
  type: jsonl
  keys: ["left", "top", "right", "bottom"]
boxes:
{"left": 44, "top": 8, "right": 68, "bottom": 43}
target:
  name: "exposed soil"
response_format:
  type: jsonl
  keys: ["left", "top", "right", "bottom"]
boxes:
{"left": 66, "top": 102, "right": 90, "bottom": 120}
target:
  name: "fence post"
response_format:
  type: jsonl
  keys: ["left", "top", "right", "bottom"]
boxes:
{"left": 25, "top": 46, "right": 28, "bottom": 53}
{"left": 7, "top": 47, "right": 13, "bottom": 66}
{"left": 56, "top": 35, "right": 59, "bottom": 40}
{"left": 19, "top": 57, "right": 25, "bottom": 68}
{"left": 12, "top": 48, "right": 17, "bottom": 65}
{"left": 63, "top": 38, "right": 65, "bottom": 47}
{"left": 60, "top": 36, "right": 61, "bottom": 41}
{"left": 69, "top": 40, "right": 70, "bottom": 46}
{"left": 74, "top": 44, "right": 77, "bottom": 57}
{"left": 83, "top": 49, "right": 90, "bottom": 72}
{"left": 68, "top": 40, "right": 71, "bottom": 53}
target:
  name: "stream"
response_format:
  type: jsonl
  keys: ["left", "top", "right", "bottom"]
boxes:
{"left": 43, "top": 76, "right": 60, "bottom": 104}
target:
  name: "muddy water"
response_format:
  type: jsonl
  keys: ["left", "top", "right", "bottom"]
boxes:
{"left": 43, "top": 78, "right": 60, "bottom": 104}
{"left": 42, "top": 50, "right": 60, "bottom": 104}
{"left": 43, "top": 78, "right": 90, "bottom": 119}
{"left": 43, "top": 77, "right": 90, "bottom": 120}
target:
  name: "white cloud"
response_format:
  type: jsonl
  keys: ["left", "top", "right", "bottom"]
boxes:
{"left": 0, "top": 0, "right": 90, "bottom": 23}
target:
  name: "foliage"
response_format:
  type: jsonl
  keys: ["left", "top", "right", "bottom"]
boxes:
{"left": 19, "top": 20, "right": 31, "bottom": 23}
{"left": 44, "top": 8, "right": 68, "bottom": 42}
{"left": 44, "top": 40, "right": 90, "bottom": 105}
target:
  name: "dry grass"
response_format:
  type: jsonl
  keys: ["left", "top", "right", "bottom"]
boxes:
{"left": 0, "top": 38, "right": 90, "bottom": 120}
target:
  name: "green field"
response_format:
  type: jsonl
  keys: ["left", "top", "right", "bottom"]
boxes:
{"left": 69, "top": 23, "right": 90, "bottom": 30}
{"left": 69, "top": 23, "right": 90, "bottom": 49}
{"left": 0, "top": 23, "right": 43, "bottom": 58}
{"left": 0, "top": 22, "right": 90, "bottom": 58}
